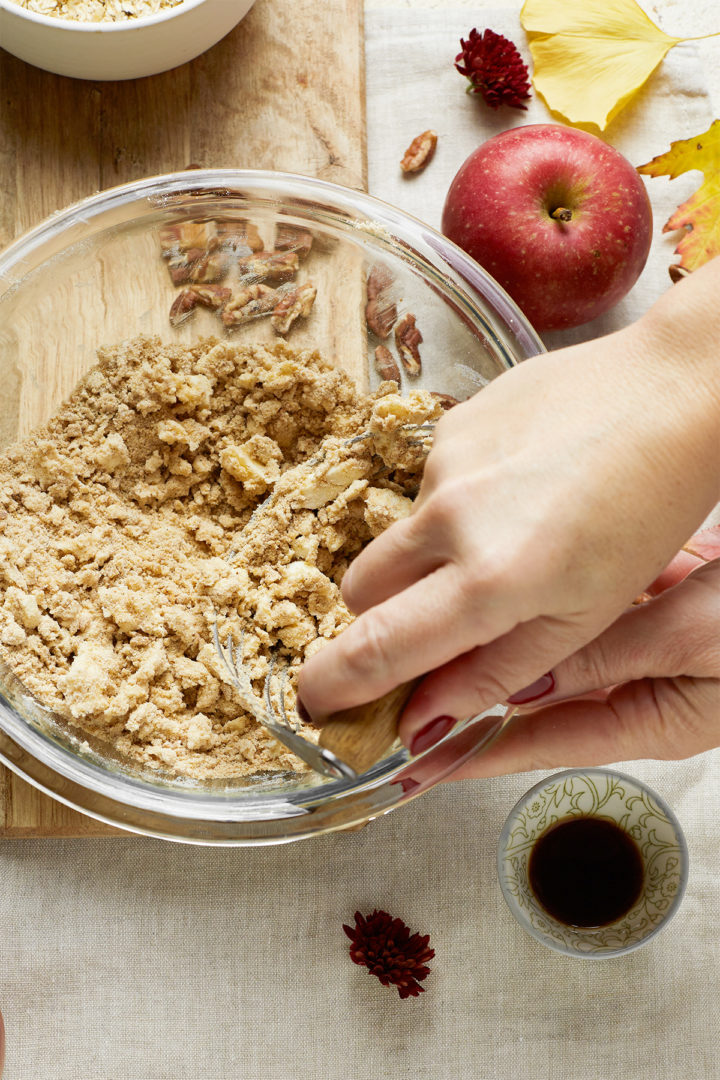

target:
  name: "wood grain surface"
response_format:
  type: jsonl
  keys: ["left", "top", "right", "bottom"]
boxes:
{"left": 319, "top": 680, "right": 419, "bottom": 776}
{"left": 0, "top": 0, "right": 367, "bottom": 836}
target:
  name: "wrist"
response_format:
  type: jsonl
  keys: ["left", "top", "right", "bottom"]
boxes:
{"left": 630, "top": 259, "right": 720, "bottom": 399}
{"left": 617, "top": 273, "right": 720, "bottom": 517}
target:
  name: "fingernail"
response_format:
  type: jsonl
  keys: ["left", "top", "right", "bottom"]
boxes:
{"left": 296, "top": 697, "right": 312, "bottom": 724}
{"left": 410, "top": 715, "right": 456, "bottom": 756}
{"left": 391, "top": 776, "right": 420, "bottom": 794}
{"left": 341, "top": 563, "right": 354, "bottom": 592}
{"left": 507, "top": 671, "right": 556, "bottom": 705}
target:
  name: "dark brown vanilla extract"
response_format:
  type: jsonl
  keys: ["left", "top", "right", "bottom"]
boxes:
{"left": 528, "top": 816, "right": 644, "bottom": 928}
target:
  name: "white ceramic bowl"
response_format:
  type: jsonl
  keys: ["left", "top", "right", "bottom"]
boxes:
{"left": 0, "top": 0, "right": 255, "bottom": 80}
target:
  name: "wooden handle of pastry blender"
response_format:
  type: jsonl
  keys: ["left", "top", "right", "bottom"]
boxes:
{"left": 318, "top": 679, "right": 420, "bottom": 776}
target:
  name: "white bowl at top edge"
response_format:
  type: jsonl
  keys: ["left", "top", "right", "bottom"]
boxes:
{"left": 0, "top": 0, "right": 255, "bottom": 81}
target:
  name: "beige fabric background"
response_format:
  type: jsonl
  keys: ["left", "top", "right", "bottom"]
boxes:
{"left": 2, "top": 3, "right": 720, "bottom": 1078}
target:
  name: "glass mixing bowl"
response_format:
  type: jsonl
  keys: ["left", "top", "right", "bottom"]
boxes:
{"left": 0, "top": 170, "right": 544, "bottom": 844}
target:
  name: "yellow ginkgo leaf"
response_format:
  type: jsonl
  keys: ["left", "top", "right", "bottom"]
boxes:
{"left": 638, "top": 120, "right": 720, "bottom": 272}
{"left": 520, "top": 0, "right": 686, "bottom": 130}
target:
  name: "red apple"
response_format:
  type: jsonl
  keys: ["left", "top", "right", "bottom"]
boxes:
{"left": 441, "top": 124, "right": 653, "bottom": 332}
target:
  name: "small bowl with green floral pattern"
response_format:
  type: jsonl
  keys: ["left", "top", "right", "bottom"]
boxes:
{"left": 497, "top": 768, "right": 688, "bottom": 958}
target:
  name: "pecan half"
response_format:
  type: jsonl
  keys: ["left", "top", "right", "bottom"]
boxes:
{"left": 216, "top": 220, "right": 264, "bottom": 254}
{"left": 429, "top": 391, "right": 459, "bottom": 411}
{"left": 394, "top": 313, "right": 423, "bottom": 376}
{"left": 166, "top": 249, "right": 230, "bottom": 286}
{"left": 366, "top": 264, "right": 394, "bottom": 301}
{"left": 222, "top": 284, "right": 279, "bottom": 328}
{"left": 669, "top": 264, "right": 691, "bottom": 284}
{"left": 374, "top": 345, "right": 401, "bottom": 384}
{"left": 169, "top": 285, "right": 232, "bottom": 327}
{"left": 271, "top": 282, "right": 317, "bottom": 335}
{"left": 365, "top": 264, "right": 397, "bottom": 339}
{"left": 159, "top": 220, "right": 219, "bottom": 256}
{"left": 275, "top": 224, "right": 314, "bottom": 259}
{"left": 238, "top": 250, "right": 300, "bottom": 284}
{"left": 169, "top": 289, "right": 198, "bottom": 327}
{"left": 366, "top": 296, "right": 398, "bottom": 339}
{"left": 193, "top": 284, "right": 232, "bottom": 308}
{"left": 182, "top": 285, "right": 232, "bottom": 322}
{"left": 400, "top": 130, "right": 438, "bottom": 174}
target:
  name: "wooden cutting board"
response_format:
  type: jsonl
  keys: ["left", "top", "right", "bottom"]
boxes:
{"left": 0, "top": 0, "right": 367, "bottom": 837}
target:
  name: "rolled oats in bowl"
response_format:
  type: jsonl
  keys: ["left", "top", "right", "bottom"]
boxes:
{"left": 9, "top": 0, "right": 181, "bottom": 22}
{"left": 0, "top": 0, "right": 257, "bottom": 80}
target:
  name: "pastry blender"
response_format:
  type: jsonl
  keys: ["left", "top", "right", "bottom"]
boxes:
{"left": 212, "top": 424, "right": 438, "bottom": 780}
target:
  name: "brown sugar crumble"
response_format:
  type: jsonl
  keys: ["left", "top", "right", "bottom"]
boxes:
{"left": 0, "top": 337, "right": 440, "bottom": 779}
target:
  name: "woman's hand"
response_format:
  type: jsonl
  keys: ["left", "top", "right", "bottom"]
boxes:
{"left": 438, "top": 554, "right": 720, "bottom": 779}
{"left": 297, "top": 262, "right": 720, "bottom": 760}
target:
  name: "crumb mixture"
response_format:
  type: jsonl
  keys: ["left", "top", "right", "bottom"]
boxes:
{"left": 11, "top": 0, "right": 180, "bottom": 22}
{"left": 0, "top": 337, "right": 440, "bottom": 779}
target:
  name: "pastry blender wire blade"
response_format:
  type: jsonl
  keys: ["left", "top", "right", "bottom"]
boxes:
{"left": 211, "top": 420, "right": 437, "bottom": 780}
{"left": 212, "top": 622, "right": 357, "bottom": 781}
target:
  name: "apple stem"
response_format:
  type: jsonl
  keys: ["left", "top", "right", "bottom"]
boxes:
{"left": 551, "top": 207, "right": 572, "bottom": 222}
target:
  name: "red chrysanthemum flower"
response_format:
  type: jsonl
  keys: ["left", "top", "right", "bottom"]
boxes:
{"left": 455, "top": 28, "right": 531, "bottom": 110}
{"left": 343, "top": 910, "right": 434, "bottom": 999}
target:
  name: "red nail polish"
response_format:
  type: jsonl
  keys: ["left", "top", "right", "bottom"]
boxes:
{"left": 410, "top": 715, "right": 456, "bottom": 756}
{"left": 507, "top": 672, "right": 555, "bottom": 705}
{"left": 391, "top": 776, "right": 420, "bottom": 794}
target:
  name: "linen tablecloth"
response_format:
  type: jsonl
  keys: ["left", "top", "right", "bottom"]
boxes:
{"left": 2, "top": 3, "right": 720, "bottom": 1078}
